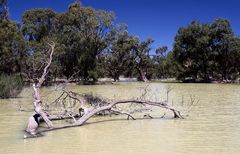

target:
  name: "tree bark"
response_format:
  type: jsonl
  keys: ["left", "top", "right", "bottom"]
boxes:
{"left": 26, "top": 42, "right": 55, "bottom": 135}
{"left": 138, "top": 68, "right": 148, "bottom": 82}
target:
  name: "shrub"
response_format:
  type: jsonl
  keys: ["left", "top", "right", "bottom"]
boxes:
{"left": 0, "top": 74, "right": 23, "bottom": 98}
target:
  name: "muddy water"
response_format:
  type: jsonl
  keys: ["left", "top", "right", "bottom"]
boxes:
{"left": 0, "top": 83, "right": 240, "bottom": 154}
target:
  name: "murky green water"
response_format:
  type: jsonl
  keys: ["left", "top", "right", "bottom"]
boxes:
{"left": 0, "top": 82, "right": 240, "bottom": 154}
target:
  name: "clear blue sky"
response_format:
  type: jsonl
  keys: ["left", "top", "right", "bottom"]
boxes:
{"left": 8, "top": 0, "right": 240, "bottom": 51}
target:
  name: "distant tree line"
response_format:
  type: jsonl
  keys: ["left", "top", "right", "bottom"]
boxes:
{"left": 0, "top": 0, "right": 240, "bottom": 94}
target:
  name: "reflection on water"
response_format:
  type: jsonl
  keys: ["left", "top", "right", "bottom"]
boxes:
{"left": 0, "top": 83, "right": 240, "bottom": 154}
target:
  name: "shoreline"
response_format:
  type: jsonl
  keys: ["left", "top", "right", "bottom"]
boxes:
{"left": 22, "top": 77, "right": 240, "bottom": 86}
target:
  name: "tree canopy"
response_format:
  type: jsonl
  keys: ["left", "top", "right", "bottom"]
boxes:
{"left": 0, "top": 0, "right": 239, "bottom": 96}
{"left": 173, "top": 19, "right": 240, "bottom": 82}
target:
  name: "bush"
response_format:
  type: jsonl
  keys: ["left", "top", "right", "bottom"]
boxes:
{"left": 0, "top": 74, "right": 23, "bottom": 99}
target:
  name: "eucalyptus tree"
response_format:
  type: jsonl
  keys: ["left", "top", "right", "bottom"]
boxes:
{"left": 222, "top": 36, "right": 240, "bottom": 80}
{"left": 21, "top": 8, "right": 57, "bottom": 80}
{"left": 54, "top": 1, "right": 115, "bottom": 81}
{"left": 0, "top": 0, "right": 25, "bottom": 75}
{"left": 173, "top": 21, "right": 214, "bottom": 82}
{"left": 173, "top": 18, "right": 240, "bottom": 82}
{"left": 133, "top": 38, "right": 154, "bottom": 81}
{"left": 103, "top": 24, "right": 136, "bottom": 81}
{"left": 0, "top": 21, "right": 25, "bottom": 74}
{"left": 152, "top": 46, "right": 177, "bottom": 78}
{"left": 153, "top": 46, "right": 168, "bottom": 78}
{"left": 0, "top": 0, "right": 25, "bottom": 98}
{"left": 210, "top": 19, "right": 235, "bottom": 80}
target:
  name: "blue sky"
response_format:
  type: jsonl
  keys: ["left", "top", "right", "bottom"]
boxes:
{"left": 8, "top": 0, "right": 240, "bottom": 51}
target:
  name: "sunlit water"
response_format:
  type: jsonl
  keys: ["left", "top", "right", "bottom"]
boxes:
{"left": 0, "top": 82, "right": 240, "bottom": 154}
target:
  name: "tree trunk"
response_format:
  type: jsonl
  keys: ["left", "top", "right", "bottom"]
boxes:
{"left": 25, "top": 42, "right": 55, "bottom": 135}
{"left": 138, "top": 68, "right": 148, "bottom": 82}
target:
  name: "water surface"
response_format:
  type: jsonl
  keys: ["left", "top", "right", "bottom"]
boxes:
{"left": 0, "top": 82, "right": 239, "bottom": 154}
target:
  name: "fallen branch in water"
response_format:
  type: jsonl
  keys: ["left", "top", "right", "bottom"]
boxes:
{"left": 24, "top": 92, "right": 184, "bottom": 138}
{"left": 24, "top": 42, "right": 186, "bottom": 139}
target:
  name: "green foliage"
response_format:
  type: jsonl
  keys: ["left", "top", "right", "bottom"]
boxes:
{"left": 103, "top": 25, "right": 137, "bottom": 81}
{"left": 153, "top": 49, "right": 181, "bottom": 79}
{"left": 21, "top": 9, "right": 56, "bottom": 80}
{"left": 1, "top": 0, "right": 240, "bottom": 86}
{"left": 0, "top": 74, "right": 23, "bottom": 98}
{"left": 173, "top": 19, "right": 240, "bottom": 82}
{"left": 210, "top": 19, "right": 237, "bottom": 80}
{"left": 133, "top": 38, "right": 154, "bottom": 81}
{"left": 53, "top": 1, "right": 115, "bottom": 80}
{"left": 102, "top": 25, "right": 156, "bottom": 81}
{"left": 0, "top": 19, "right": 25, "bottom": 75}
{"left": 174, "top": 21, "right": 211, "bottom": 81}
{"left": 20, "top": 3, "right": 115, "bottom": 82}
{"left": 22, "top": 9, "right": 56, "bottom": 42}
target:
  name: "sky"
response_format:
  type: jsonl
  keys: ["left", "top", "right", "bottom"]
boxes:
{"left": 7, "top": 0, "right": 240, "bottom": 51}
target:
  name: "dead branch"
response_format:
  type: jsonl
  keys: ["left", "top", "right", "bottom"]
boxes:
{"left": 110, "top": 108, "right": 136, "bottom": 120}
{"left": 37, "top": 42, "right": 55, "bottom": 87}
{"left": 24, "top": 42, "right": 185, "bottom": 139}
{"left": 26, "top": 42, "right": 55, "bottom": 135}
{"left": 28, "top": 96, "right": 183, "bottom": 136}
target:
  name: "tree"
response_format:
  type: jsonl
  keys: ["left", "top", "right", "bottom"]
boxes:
{"left": 21, "top": 8, "right": 56, "bottom": 81}
{"left": 225, "top": 36, "right": 240, "bottom": 81}
{"left": 173, "top": 18, "right": 240, "bottom": 82}
{"left": 0, "top": 0, "right": 25, "bottom": 98}
{"left": 153, "top": 47, "right": 181, "bottom": 79}
{"left": 133, "top": 38, "right": 154, "bottom": 82}
{"left": 173, "top": 21, "right": 214, "bottom": 82}
{"left": 210, "top": 19, "right": 235, "bottom": 80}
{"left": 0, "top": 20, "right": 25, "bottom": 74}
{"left": 54, "top": 1, "right": 115, "bottom": 82}
{"left": 103, "top": 24, "right": 136, "bottom": 81}
{"left": 0, "top": 0, "right": 25, "bottom": 75}
{"left": 153, "top": 46, "right": 168, "bottom": 78}
{"left": 22, "top": 9, "right": 56, "bottom": 42}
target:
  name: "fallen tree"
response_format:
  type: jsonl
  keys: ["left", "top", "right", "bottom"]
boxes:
{"left": 24, "top": 42, "right": 185, "bottom": 139}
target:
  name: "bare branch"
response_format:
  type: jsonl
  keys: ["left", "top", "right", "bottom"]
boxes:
{"left": 32, "top": 96, "right": 183, "bottom": 135}
{"left": 26, "top": 42, "right": 55, "bottom": 135}
{"left": 37, "top": 42, "right": 55, "bottom": 87}
{"left": 110, "top": 109, "right": 136, "bottom": 120}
